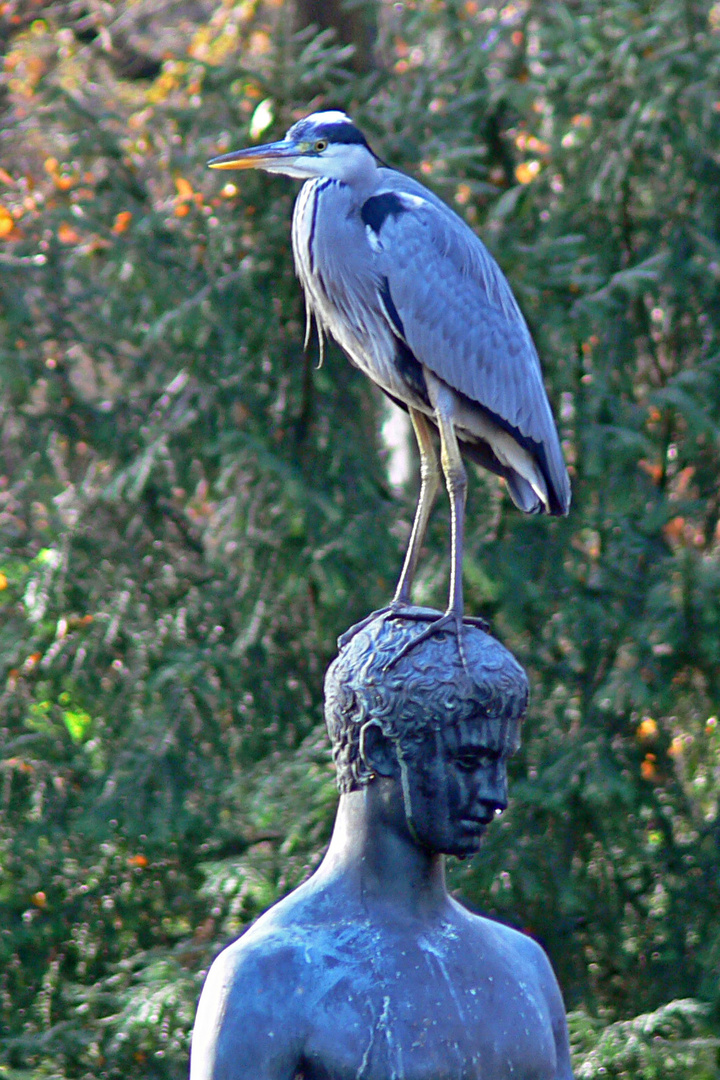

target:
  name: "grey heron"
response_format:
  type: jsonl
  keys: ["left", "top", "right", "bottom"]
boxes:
{"left": 209, "top": 110, "right": 570, "bottom": 651}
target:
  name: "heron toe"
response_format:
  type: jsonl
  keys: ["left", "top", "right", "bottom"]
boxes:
{"left": 382, "top": 608, "right": 489, "bottom": 673}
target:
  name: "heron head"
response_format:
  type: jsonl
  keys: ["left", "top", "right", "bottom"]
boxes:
{"left": 208, "top": 110, "right": 379, "bottom": 183}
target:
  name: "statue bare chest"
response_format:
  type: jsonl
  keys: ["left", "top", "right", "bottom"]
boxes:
{"left": 293, "top": 925, "right": 558, "bottom": 1080}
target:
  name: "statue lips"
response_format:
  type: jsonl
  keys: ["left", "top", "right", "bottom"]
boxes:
{"left": 459, "top": 814, "right": 495, "bottom": 837}
{"left": 458, "top": 818, "right": 492, "bottom": 842}
{"left": 447, "top": 823, "right": 490, "bottom": 860}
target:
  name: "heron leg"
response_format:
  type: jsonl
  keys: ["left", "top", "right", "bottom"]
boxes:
{"left": 436, "top": 392, "right": 467, "bottom": 619}
{"left": 393, "top": 407, "right": 440, "bottom": 605}
{"left": 384, "top": 377, "right": 483, "bottom": 670}
{"left": 337, "top": 409, "right": 440, "bottom": 651}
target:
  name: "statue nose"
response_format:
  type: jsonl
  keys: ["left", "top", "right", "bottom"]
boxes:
{"left": 471, "top": 761, "right": 508, "bottom": 818}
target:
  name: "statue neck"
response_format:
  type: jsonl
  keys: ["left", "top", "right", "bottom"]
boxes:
{"left": 314, "top": 782, "right": 450, "bottom": 919}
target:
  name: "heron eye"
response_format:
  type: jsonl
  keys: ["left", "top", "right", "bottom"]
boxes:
{"left": 314, "top": 139, "right": 328, "bottom": 152}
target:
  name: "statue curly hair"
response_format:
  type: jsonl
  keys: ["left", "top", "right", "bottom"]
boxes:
{"left": 324, "top": 610, "right": 529, "bottom": 793}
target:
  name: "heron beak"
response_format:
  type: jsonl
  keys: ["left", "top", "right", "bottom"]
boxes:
{"left": 207, "top": 140, "right": 298, "bottom": 171}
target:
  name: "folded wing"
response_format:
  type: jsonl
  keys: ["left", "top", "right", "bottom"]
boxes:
{"left": 366, "top": 176, "right": 571, "bottom": 516}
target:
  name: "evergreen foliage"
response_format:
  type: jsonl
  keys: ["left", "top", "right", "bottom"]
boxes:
{"left": 0, "top": 1, "right": 719, "bottom": 1077}
{"left": 569, "top": 999, "right": 720, "bottom": 1078}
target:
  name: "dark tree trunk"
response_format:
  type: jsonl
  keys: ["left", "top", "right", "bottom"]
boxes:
{"left": 294, "top": 0, "right": 377, "bottom": 72}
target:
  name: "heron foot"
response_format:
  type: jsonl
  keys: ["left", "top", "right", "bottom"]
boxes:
{"left": 382, "top": 608, "right": 490, "bottom": 673}
{"left": 336, "top": 602, "right": 414, "bottom": 650}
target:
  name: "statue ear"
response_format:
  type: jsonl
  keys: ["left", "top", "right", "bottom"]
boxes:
{"left": 359, "top": 721, "right": 399, "bottom": 779}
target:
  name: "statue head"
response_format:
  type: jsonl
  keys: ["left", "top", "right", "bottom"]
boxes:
{"left": 324, "top": 611, "right": 528, "bottom": 856}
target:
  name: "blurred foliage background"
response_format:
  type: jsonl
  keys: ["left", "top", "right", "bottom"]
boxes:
{"left": 1, "top": 0, "right": 719, "bottom": 1076}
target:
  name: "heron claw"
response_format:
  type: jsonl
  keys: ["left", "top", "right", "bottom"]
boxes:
{"left": 386, "top": 609, "right": 490, "bottom": 633}
{"left": 336, "top": 602, "right": 413, "bottom": 649}
{"left": 338, "top": 604, "right": 490, "bottom": 671}
{"left": 459, "top": 614, "right": 491, "bottom": 631}
{"left": 382, "top": 609, "right": 490, "bottom": 673}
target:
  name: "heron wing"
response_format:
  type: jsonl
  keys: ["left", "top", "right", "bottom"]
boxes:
{"left": 367, "top": 175, "right": 570, "bottom": 513}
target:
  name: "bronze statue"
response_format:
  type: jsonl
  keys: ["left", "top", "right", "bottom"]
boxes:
{"left": 190, "top": 612, "right": 574, "bottom": 1079}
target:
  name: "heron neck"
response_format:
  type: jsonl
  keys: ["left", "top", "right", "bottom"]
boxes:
{"left": 321, "top": 153, "right": 380, "bottom": 204}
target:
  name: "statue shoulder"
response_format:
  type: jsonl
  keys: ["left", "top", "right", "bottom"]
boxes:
{"left": 473, "top": 915, "right": 575, "bottom": 1080}
{"left": 206, "top": 888, "right": 324, "bottom": 993}
{"left": 454, "top": 900, "right": 552, "bottom": 965}
{"left": 190, "top": 890, "right": 326, "bottom": 1080}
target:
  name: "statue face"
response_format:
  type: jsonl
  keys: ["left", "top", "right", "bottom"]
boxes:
{"left": 396, "top": 713, "right": 520, "bottom": 857}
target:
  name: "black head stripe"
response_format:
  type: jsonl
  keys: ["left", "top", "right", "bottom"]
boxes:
{"left": 289, "top": 117, "right": 371, "bottom": 150}
{"left": 317, "top": 122, "right": 370, "bottom": 147}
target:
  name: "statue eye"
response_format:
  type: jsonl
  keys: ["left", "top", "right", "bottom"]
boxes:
{"left": 455, "top": 751, "right": 494, "bottom": 772}
{"left": 314, "top": 139, "right": 328, "bottom": 152}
